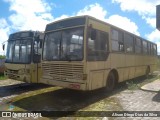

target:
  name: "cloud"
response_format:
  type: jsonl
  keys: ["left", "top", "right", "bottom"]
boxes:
{"left": 54, "top": 15, "right": 69, "bottom": 21}
{"left": 112, "top": 0, "right": 160, "bottom": 17}
{"left": 0, "top": 18, "right": 10, "bottom": 54}
{"left": 77, "top": 3, "right": 107, "bottom": 21}
{"left": 0, "top": 2, "right": 141, "bottom": 54}
{"left": 146, "top": 30, "right": 160, "bottom": 43}
{"left": 145, "top": 17, "right": 156, "bottom": 28}
{"left": 76, "top": 3, "right": 140, "bottom": 35}
{"left": 112, "top": 0, "right": 160, "bottom": 27}
{"left": 54, "top": 3, "right": 107, "bottom": 22}
{"left": 0, "top": 18, "right": 8, "bottom": 28}
{"left": 112, "top": 0, "right": 160, "bottom": 53}
{"left": 145, "top": 29, "right": 160, "bottom": 54}
{"left": 106, "top": 15, "right": 140, "bottom": 36}
{"left": 0, "top": 0, "right": 54, "bottom": 55}
{"left": 3, "top": 1, "right": 140, "bottom": 36}
{"left": 0, "top": 18, "right": 10, "bottom": 41}
{"left": 5, "top": 0, "right": 54, "bottom": 31}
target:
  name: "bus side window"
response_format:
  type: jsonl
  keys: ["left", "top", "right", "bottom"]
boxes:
{"left": 142, "top": 40, "right": 148, "bottom": 55}
{"left": 135, "top": 38, "right": 142, "bottom": 54}
{"left": 151, "top": 44, "right": 154, "bottom": 55}
{"left": 124, "top": 33, "right": 134, "bottom": 53}
{"left": 88, "top": 28, "right": 108, "bottom": 61}
{"left": 153, "top": 44, "right": 157, "bottom": 55}
{"left": 147, "top": 42, "right": 151, "bottom": 55}
{"left": 111, "top": 28, "right": 124, "bottom": 52}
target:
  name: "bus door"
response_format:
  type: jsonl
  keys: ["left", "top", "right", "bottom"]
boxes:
{"left": 32, "top": 38, "right": 42, "bottom": 83}
{"left": 87, "top": 22, "right": 110, "bottom": 90}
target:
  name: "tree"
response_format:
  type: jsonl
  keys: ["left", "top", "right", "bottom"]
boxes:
{"left": 0, "top": 55, "right": 5, "bottom": 59}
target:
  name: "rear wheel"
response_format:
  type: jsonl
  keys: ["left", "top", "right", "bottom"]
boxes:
{"left": 106, "top": 72, "right": 116, "bottom": 91}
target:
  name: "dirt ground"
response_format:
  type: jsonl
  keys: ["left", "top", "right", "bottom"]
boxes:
{"left": 0, "top": 75, "right": 160, "bottom": 120}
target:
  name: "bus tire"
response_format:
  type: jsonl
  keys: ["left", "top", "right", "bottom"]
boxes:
{"left": 106, "top": 72, "right": 116, "bottom": 91}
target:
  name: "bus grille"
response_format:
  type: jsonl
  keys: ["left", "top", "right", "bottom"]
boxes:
{"left": 6, "top": 70, "right": 18, "bottom": 79}
{"left": 9, "top": 70, "right": 18, "bottom": 74}
{"left": 42, "top": 63, "right": 83, "bottom": 81}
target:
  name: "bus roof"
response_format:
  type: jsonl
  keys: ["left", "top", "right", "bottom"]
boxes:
{"left": 46, "top": 15, "right": 157, "bottom": 46}
{"left": 9, "top": 30, "right": 43, "bottom": 40}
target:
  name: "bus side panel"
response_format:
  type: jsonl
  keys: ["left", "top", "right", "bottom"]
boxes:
{"left": 150, "top": 56, "right": 158, "bottom": 73}
{"left": 128, "top": 67, "right": 135, "bottom": 79}
{"left": 88, "top": 18, "right": 110, "bottom": 32}
{"left": 150, "top": 64, "right": 157, "bottom": 73}
{"left": 135, "top": 55, "right": 144, "bottom": 77}
{"left": 30, "top": 63, "right": 38, "bottom": 83}
{"left": 86, "top": 55, "right": 111, "bottom": 90}
{"left": 124, "top": 54, "right": 135, "bottom": 81}
{"left": 123, "top": 67, "right": 129, "bottom": 81}
{"left": 117, "top": 68, "right": 124, "bottom": 82}
{"left": 135, "top": 66, "right": 144, "bottom": 77}
{"left": 90, "top": 71, "right": 104, "bottom": 90}
{"left": 110, "top": 53, "right": 125, "bottom": 82}
{"left": 37, "top": 63, "right": 42, "bottom": 83}
{"left": 86, "top": 18, "right": 111, "bottom": 90}
{"left": 87, "top": 61, "right": 106, "bottom": 90}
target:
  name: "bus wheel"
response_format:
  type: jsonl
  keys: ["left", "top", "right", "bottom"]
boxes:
{"left": 106, "top": 72, "right": 116, "bottom": 91}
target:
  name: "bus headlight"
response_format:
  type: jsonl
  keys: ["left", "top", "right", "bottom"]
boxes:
{"left": 73, "top": 74, "right": 87, "bottom": 80}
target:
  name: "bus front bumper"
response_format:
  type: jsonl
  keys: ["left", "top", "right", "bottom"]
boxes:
{"left": 40, "top": 77, "right": 87, "bottom": 90}
{"left": 4, "top": 71, "right": 30, "bottom": 83}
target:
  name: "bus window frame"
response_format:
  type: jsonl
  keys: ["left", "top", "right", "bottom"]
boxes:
{"left": 42, "top": 26, "right": 85, "bottom": 61}
{"left": 111, "top": 28, "right": 124, "bottom": 52}
{"left": 124, "top": 32, "right": 135, "bottom": 54}
{"left": 142, "top": 40, "right": 148, "bottom": 55}
{"left": 5, "top": 37, "right": 33, "bottom": 64}
{"left": 135, "top": 37, "right": 142, "bottom": 54}
{"left": 87, "top": 27, "right": 109, "bottom": 61}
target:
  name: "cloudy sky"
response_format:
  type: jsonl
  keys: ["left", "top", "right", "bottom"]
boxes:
{"left": 0, "top": 0, "right": 160, "bottom": 54}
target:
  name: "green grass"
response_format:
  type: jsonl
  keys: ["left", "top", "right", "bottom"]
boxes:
{"left": 125, "top": 75, "right": 158, "bottom": 90}
{"left": 0, "top": 73, "right": 7, "bottom": 80}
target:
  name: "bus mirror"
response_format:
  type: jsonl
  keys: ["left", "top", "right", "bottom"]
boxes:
{"left": 2, "top": 44, "right": 5, "bottom": 51}
{"left": 91, "top": 29, "right": 96, "bottom": 40}
{"left": 33, "top": 54, "right": 41, "bottom": 63}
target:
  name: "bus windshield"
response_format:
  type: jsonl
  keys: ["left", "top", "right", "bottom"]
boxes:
{"left": 43, "top": 27, "right": 84, "bottom": 61}
{"left": 6, "top": 39, "right": 32, "bottom": 63}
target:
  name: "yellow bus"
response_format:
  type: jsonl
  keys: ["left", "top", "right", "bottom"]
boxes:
{"left": 4, "top": 31, "right": 43, "bottom": 83}
{"left": 41, "top": 15, "right": 157, "bottom": 91}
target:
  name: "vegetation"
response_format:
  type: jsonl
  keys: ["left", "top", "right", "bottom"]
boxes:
{"left": 0, "top": 73, "right": 7, "bottom": 80}
{"left": 0, "top": 55, "right": 5, "bottom": 59}
{"left": 126, "top": 75, "right": 158, "bottom": 90}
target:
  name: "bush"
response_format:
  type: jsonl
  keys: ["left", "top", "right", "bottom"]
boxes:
{"left": 0, "top": 55, "right": 5, "bottom": 59}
